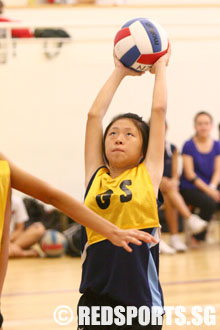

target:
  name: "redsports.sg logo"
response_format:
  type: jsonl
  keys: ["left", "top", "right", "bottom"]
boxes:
{"left": 53, "top": 305, "right": 216, "bottom": 326}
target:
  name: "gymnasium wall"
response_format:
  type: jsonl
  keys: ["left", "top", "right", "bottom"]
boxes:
{"left": 1, "top": 2, "right": 220, "bottom": 201}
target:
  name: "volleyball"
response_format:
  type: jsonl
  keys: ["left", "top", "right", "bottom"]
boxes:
{"left": 40, "top": 229, "right": 67, "bottom": 257}
{"left": 114, "top": 17, "right": 168, "bottom": 72}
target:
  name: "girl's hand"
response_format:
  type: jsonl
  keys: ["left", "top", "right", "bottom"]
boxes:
{"left": 108, "top": 228, "right": 158, "bottom": 253}
{"left": 150, "top": 43, "right": 171, "bottom": 74}
{"left": 113, "top": 51, "right": 145, "bottom": 77}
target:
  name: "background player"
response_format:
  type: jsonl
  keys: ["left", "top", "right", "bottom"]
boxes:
{"left": 0, "top": 153, "right": 157, "bottom": 329}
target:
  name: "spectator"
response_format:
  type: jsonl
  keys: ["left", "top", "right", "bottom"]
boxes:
{"left": 159, "top": 123, "right": 207, "bottom": 254}
{"left": 180, "top": 111, "right": 220, "bottom": 246}
{"left": 9, "top": 194, "right": 46, "bottom": 258}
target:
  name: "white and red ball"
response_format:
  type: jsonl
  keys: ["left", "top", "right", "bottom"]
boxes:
{"left": 114, "top": 17, "right": 168, "bottom": 72}
{"left": 40, "top": 229, "right": 67, "bottom": 257}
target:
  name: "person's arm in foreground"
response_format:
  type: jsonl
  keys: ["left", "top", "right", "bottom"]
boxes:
{"left": 0, "top": 153, "right": 157, "bottom": 252}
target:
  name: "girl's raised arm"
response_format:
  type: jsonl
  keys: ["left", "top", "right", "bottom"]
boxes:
{"left": 85, "top": 55, "right": 143, "bottom": 186}
{"left": 144, "top": 48, "right": 171, "bottom": 195}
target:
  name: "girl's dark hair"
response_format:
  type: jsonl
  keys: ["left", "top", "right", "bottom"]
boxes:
{"left": 103, "top": 113, "right": 150, "bottom": 164}
{"left": 194, "top": 111, "right": 213, "bottom": 123}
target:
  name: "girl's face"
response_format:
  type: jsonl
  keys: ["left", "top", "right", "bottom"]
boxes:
{"left": 194, "top": 114, "right": 212, "bottom": 139}
{"left": 104, "top": 118, "right": 143, "bottom": 169}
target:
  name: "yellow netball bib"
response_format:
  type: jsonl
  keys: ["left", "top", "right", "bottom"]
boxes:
{"left": 0, "top": 161, "right": 10, "bottom": 246}
{"left": 84, "top": 163, "right": 160, "bottom": 245}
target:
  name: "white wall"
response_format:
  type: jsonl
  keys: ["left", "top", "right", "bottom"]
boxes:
{"left": 1, "top": 3, "right": 220, "bottom": 201}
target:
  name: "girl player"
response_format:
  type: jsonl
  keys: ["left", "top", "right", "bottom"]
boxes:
{"left": 78, "top": 48, "right": 170, "bottom": 330}
{"left": 0, "top": 153, "right": 157, "bottom": 329}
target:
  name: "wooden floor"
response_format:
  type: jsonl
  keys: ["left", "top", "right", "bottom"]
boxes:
{"left": 2, "top": 237, "right": 220, "bottom": 329}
